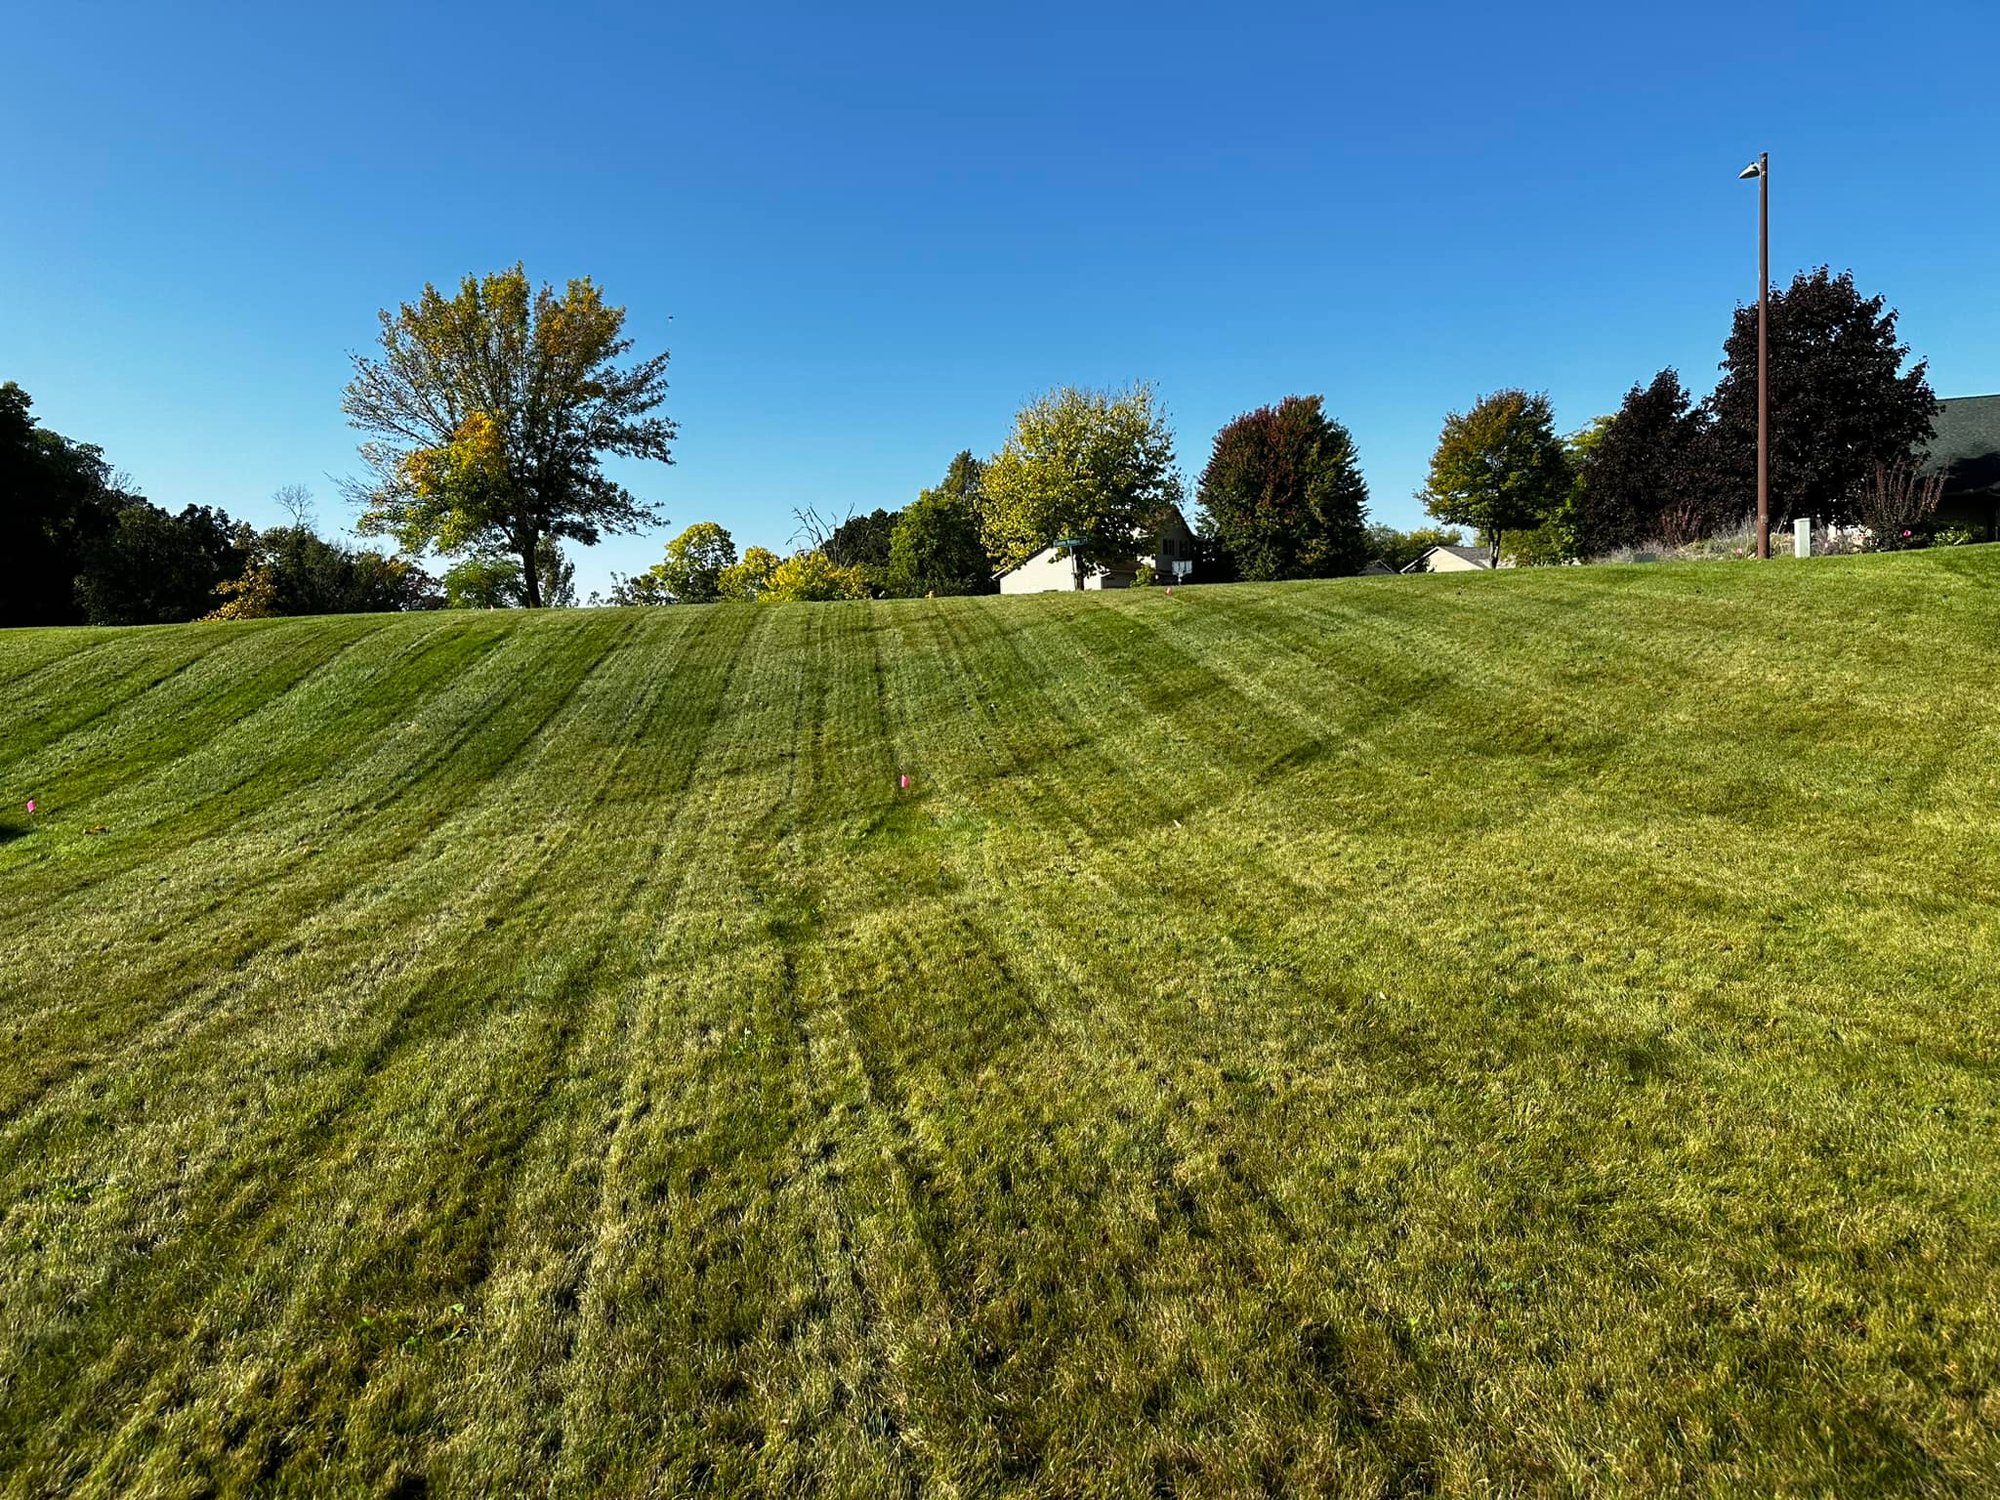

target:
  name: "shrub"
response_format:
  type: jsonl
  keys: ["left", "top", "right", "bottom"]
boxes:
{"left": 759, "top": 550, "right": 868, "bottom": 603}
{"left": 1851, "top": 462, "right": 1943, "bottom": 552}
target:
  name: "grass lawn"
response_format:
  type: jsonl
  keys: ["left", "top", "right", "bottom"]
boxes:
{"left": 3, "top": 549, "right": 1999, "bottom": 1496}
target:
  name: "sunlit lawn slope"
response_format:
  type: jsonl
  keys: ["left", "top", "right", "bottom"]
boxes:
{"left": 3, "top": 550, "right": 1999, "bottom": 1496}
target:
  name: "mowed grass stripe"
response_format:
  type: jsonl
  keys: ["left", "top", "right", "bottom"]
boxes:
{"left": 0, "top": 627, "right": 249, "bottom": 773}
{"left": 0, "top": 615, "right": 509, "bottom": 919}
{"left": 0, "top": 614, "right": 629, "bottom": 1118}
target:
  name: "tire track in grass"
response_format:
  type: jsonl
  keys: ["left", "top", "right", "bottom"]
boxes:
{"left": 921, "top": 597, "right": 1211, "bottom": 841}
{"left": 818, "top": 602, "right": 1306, "bottom": 1488}
{"left": 0, "top": 610, "right": 658, "bottom": 1209}
{"left": 756, "top": 604, "right": 973, "bottom": 1495}
{"left": 834, "top": 614, "right": 1396, "bottom": 1490}
{"left": 419, "top": 606, "right": 783, "bottom": 1494}
{"left": 0, "top": 629, "right": 115, "bottom": 693}
{"left": 101, "top": 648, "right": 784, "bottom": 1500}
{"left": 902, "top": 598, "right": 1636, "bottom": 1486}
{"left": 3, "top": 656, "right": 708, "bottom": 1496}
{"left": 535, "top": 605, "right": 966, "bottom": 1494}
{"left": 539, "top": 607, "right": 840, "bottom": 1494}
{"left": 980, "top": 740, "right": 1984, "bottom": 1496}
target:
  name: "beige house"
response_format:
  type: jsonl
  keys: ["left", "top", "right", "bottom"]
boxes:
{"left": 996, "top": 507, "right": 1198, "bottom": 594}
{"left": 1401, "top": 543, "right": 1502, "bottom": 574}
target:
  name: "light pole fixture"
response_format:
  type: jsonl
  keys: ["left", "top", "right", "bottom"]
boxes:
{"left": 1739, "top": 153, "right": 1770, "bottom": 559}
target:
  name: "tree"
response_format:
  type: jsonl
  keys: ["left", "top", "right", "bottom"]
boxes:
{"left": 1421, "top": 390, "right": 1572, "bottom": 565}
{"left": 443, "top": 553, "right": 528, "bottom": 610}
{"left": 615, "top": 520, "right": 740, "bottom": 605}
{"left": 887, "top": 490, "right": 990, "bottom": 597}
{"left": 342, "top": 265, "right": 675, "bottom": 608}
{"left": 667, "top": 523, "right": 737, "bottom": 602}
{"left": 823, "top": 509, "right": 900, "bottom": 594}
{"left": 75, "top": 503, "right": 246, "bottom": 625}
{"left": 1569, "top": 373, "right": 1717, "bottom": 555}
{"left": 981, "top": 384, "right": 1183, "bottom": 583}
{"left": 1196, "top": 396, "right": 1370, "bottom": 580}
{"left": 440, "top": 536, "right": 571, "bottom": 608}
{"left": 1706, "top": 267, "right": 1936, "bottom": 523}
{"left": 2, "top": 381, "right": 140, "bottom": 626}
{"left": 717, "top": 546, "right": 781, "bottom": 602}
{"left": 273, "top": 482, "right": 317, "bottom": 531}
{"left": 206, "top": 525, "right": 437, "bottom": 620}
{"left": 760, "top": 550, "right": 869, "bottom": 602}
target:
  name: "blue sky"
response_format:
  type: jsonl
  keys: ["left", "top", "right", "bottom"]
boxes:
{"left": 4, "top": 2, "right": 1996, "bottom": 598}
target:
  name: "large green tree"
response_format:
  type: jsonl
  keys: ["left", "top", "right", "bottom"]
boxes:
{"left": 1196, "top": 395, "right": 1369, "bottom": 580}
{"left": 884, "top": 452, "right": 991, "bottom": 597}
{"left": 1706, "top": 267, "right": 1936, "bottom": 523}
{"left": 888, "top": 494, "right": 989, "bottom": 597}
{"left": 1569, "top": 372, "right": 1716, "bottom": 553}
{"left": 981, "top": 384, "right": 1182, "bottom": 581}
{"left": 342, "top": 265, "right": 675, "bottom": 607}
{"left": 608, "top": 521, "right": 738, "bottom": 605}
{"left": 2, "top": 381, "right": 139, "bottom": 626}
{"left": 1421, "top": 390, "right": 1572, "bottom": 566}
{"left": 823, "top": 509, "right": 900, "bottom": 594}
{"left": 74, "top": 503, "right": 246, "bottom": 625}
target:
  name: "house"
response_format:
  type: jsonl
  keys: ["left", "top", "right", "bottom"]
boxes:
{"left": 996, "top": 506, "right": 1198, "bottom": 594}
{"left": 1925, "top": 394, "right": 2000, "bottom": 537}
{"left": 1400, "top": 543, "right": 1496, "bottom": 574}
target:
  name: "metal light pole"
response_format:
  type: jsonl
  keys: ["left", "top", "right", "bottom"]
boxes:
{"left": 1738, "top": 152, "right": 1770, "bottom": 559}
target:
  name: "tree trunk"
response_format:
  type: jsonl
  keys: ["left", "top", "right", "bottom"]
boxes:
{"left": 1489, "top": 530, "right": 1503, "bottom": 569}
{"left": 519, "top": 535, "right": 542, "bottom": 609}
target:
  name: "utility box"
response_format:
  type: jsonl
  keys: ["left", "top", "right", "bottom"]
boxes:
{"left": 1795, "top": 517, "right": 1811, "bottom": 558}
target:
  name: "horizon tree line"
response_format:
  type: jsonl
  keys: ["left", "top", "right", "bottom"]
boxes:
{"left": 5, "top": 262, "right": 1945, "bottom": 627}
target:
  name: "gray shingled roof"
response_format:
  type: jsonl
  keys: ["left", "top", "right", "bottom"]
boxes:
{"left": 1925, "top": 395, "right": 2000, "bottom": 494}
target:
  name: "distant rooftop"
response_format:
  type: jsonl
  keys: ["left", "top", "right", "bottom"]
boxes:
{"left": 1926, "top": 394, "right": 2000, "bottom": 494}
{"left": 1928, "top": 394, "right": 2000, "bottom": 466}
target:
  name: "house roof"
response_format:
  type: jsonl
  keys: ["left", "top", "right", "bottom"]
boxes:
{"left": 1400, "top": 543, "right": 1490, "bottom": 572}
{"left": 1924, "top": 395, "right": 2000, "bottom": 493}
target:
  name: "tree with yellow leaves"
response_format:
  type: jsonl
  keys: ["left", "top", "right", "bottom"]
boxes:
{"left": 342, "top": 265, "right": 674, "bottom": 607}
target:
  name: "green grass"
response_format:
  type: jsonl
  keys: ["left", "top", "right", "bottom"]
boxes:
{"left": 4, "top": 551, "right": 1999, "bottom": 1497}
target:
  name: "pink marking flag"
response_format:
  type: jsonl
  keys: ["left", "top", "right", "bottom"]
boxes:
{"left": 24, "top": 800, "right": 34, "bottom": 815}
{"left": 899, "top": 774, "right": 910, "bottom": 790}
